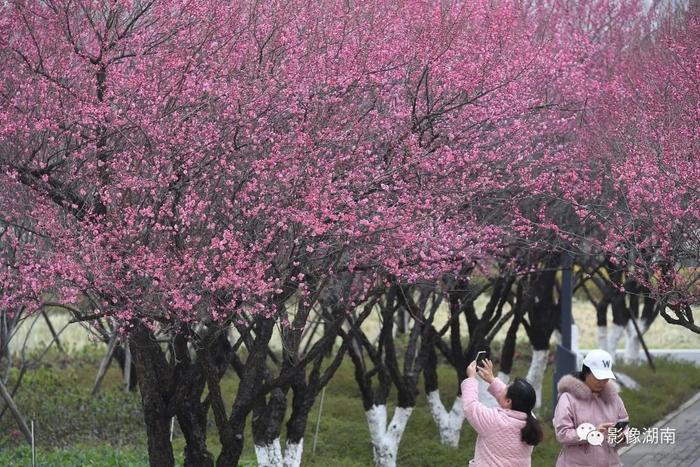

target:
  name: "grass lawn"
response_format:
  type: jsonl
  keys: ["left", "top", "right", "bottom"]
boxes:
{"left": 0, "top": 345, "right": 699, "bottom": 466}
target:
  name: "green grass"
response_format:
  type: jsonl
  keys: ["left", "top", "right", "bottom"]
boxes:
{"left": 0, "top": 349, "right": 698, "bottom": 466}
{"left": 0, "top": 445, "right": 148, "bottom": 466}
{"left": 0, "top": 352, "right": 145, "bottom": 448}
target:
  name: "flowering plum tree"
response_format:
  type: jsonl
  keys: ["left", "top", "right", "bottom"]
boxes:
{"left": 0, "top": 0, "right": 509, "bottom": 464}
{"left": 2, "top": 0, "right": 698, "bottom": 465}
{"left": 558, "top": 2, "right": 700, "bottom": 333}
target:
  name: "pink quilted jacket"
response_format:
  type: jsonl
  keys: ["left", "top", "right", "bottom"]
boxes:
{"left": 461, "top": 377, "right": 534, "bottom": 467}
{"left": 553, "top": 375, "right": 629, "bottom": 467}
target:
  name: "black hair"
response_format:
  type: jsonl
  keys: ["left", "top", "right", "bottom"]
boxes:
{"left": 577, "top": 364, "right": 592, "bottom": 381}
{"left": 506, "top": 378, "right": 543, "bottom": 446}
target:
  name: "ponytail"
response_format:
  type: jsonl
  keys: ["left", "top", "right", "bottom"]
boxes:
{"left": 506, "top": 378, "right": 544, "bottom": 446}
{"left": 521, "top": 411, "right": 544, "bottom": 446}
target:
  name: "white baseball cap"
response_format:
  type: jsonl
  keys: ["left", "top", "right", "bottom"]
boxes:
{"left": 582, "top": 349, "right": 616, "bottom": 380}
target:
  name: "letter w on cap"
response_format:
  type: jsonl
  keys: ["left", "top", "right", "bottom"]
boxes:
{"left": 603, "top": 360, "right": 611, "bottom": 368}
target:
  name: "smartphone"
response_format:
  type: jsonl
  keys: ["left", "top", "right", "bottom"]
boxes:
{"left": 475, "top": 351, "right": 487, "bottom": 367}
{"left": 614, "top": 420, "right": 629, "bottom": 431}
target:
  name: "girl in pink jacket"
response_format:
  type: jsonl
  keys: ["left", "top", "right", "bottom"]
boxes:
{"left": 461, "top": 359, "right": 543, "bottom": 467}
{"left": 553, "top": 349, "right": 629, "bottom": 467}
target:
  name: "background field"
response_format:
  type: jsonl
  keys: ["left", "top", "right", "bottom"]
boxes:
{"left": 10, "top": 299, "right": 700, "bottom": 357}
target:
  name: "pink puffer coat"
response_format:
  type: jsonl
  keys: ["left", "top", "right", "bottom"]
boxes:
{"left": 461, "top": 377, "right": 534, "bottom": 467}
{"left": 553, "top": 375, "right": 629, "bottom": 467}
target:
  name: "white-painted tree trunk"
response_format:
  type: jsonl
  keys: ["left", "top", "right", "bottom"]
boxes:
{"left": 495, "top": 371, "right": 510, "bottom": 402}
{"left": 283, "top": 440, "right": 304, "bottom": 467}
{"left": 477, "top": 370, "right": 510, "bottom": 407}
{"left": 623, "top": 319, "right": 647, "bottom": 364}
{"left": 366, "top": 405, "right": 413, "bottom": 467}
{"left": 254, "top": 438, "right": 305, "bottom": 467}
{"left": 426, "top": 391, "right": 463, "bottom": 447}
{"left": 552, "top": 329, "right": 562, "bottom": 346}
{"left": 572, "top": 324, "right": 582, "bottom": 369}
{"left": 478, "top": 377, "right": 498, "bottom": 408}
{"left": 597, "top": 326, "right": 608, "bottom": 353}
{"left": 525, "top": 350, "right": 548, "bottom": 411}
{"left": 255, "top": 440, "right": 283, "bottom": 467}
{"left": 607, "top": 324, "right": 626, "bottom": 363}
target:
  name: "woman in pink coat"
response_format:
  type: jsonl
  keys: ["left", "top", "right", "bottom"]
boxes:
{"left": 553, "top": 349, "right": 629, "bottom": 467}
{"left": 461, "top": 359, "right": 543, "bottom": 467}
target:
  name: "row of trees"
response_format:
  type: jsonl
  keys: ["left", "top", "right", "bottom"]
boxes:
{"left": 0, "top": 257, "right": 658, "bottom": 467}
{"left": 0, "top": 0, "right": 698, "bottom": 466}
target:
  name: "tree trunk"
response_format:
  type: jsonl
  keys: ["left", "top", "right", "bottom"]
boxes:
{"left": 176, "top": 368, "right": 213, "bottom": 467}
{"left": 215, "top": 316, "right": 276, "bottom": 467}
{"left": 215, "top": 418, "right": 245, "bottom": 467}
{"left": 607, "top": 268, "right": 628, "bottom": 363}
{"left": 522, "top": 261, "right": 558, "bottom": 412}
{"left": 623, "top": 319, "right": 646, "bottom": 363}
{"left": 253, "top": 388, "right": 288, "bottom": 467}
{"left": 426, "top": 390, "right": 463, "bottom": 447}
{"left": 282, "top": 384, "right": 315, "bottom": 467}
{"left": 130, "top": 325, "right": 175, "bottom": 467}
{"left": 497, "top": 372, "right": 510, "bottom": 385}
{"left": 596, "top": 297, "right": 610, "bottom": 352}
{"left": 92, "top": 331, "right": 118, "bottom": 396}
{"left": 0, "top": 378, "right": 31, "bottom": 444}
{"left": 254, "top": 439, "right": 284, "bottom": 467}
{"left": 365, "top": 404, "right": 413, "bottom": 467}
{"left": 114, "top": 343, "right": 138, "bottom": 391}
{"left": 500, "top": 281, "right": 526, "bottom": 379}
{"left": 282, "top": 439, "right": 304, "bottom": 467}
{"left": 142, "top": 404, "right": 175, "bottom": 467}
{"left": 597, "top": 325, "right": 608, "bottom": 352}
{"left": 142, "top": 406, "right": 175, "bottom": 467}
{"left": 607, "top": 322, "right": 625, "bottom": 362}
{"left": 525, "top": 349, "right": 548, "bottom": 411}
{"left": 478, "top": 377, "right": 500, "bottom": 408}
{"left": 424, "top": 332, "right": 464, "bottom": 447}
{"left": 623, "top": 289, "right": 657, "bottom": 364}
{"left": 607, "top": 293, "right": 631, "bottom": 363}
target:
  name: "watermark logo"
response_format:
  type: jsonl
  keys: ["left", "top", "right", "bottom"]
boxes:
{"left": 587, "top": 430, "right": 605, "bottom": 446}
{"left": 576, "top": 423, "right": 596, "bottom": 442}
{"left": 576, "top": 423, "right": 676, "bottom": 446}
{"left": 609, "top": 427, "right": 676, "bottom": 445}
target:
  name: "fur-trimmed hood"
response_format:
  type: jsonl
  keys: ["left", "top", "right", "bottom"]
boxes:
{"left": 557, "top": 374, "right": 620, "bottom": 404}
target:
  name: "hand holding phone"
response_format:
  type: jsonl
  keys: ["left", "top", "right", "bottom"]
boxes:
{"left": 475, "top": 351, "right": 487, "bottom": 367}
{"left": 475, "top": 353, "right": 496, "bottom": 384}
{"left": 613, "top": 420, "right": 629, "bottom": 445}
{"left": 614, "top": 421, "right": 629, "bottom": 431}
